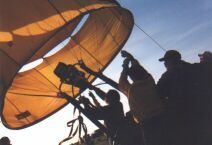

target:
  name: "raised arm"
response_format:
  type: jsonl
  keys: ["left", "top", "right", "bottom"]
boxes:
{"left": 121, "top": 50, "right": 140, "bottom": 67}
{"left": 119, "top": 58, "right": 131, "bottom": 97}
{"left": 89, "top": 91, "right": 101, "bottom": 108}
{"left": 88, "top": 85, "right": 107, "bottom": 100}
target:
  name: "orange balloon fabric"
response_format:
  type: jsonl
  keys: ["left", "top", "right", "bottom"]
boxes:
{"left": 0, "top": 0, "right": 134, "bottom": 129}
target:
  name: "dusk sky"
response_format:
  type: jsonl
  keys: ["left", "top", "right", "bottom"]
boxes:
{"left": 1, "top": 0, "right": 212, "bottom": 145}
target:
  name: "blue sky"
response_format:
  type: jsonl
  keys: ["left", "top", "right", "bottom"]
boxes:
{"left": 1, "top": 0, "right": 212, "bottom": 145}
{"left": 110, "top": 0, "right": 212, "bottom": 81}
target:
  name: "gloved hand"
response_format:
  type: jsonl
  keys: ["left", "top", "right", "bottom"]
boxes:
{"left": 78, "top": 60, "right": 88, "bottom": 72}
{"left": 79, "top": 96, "right": 90, "bottom": 105}
{"left": 122, "top": 58, "right": 130, "bottom": 70}
{"left": 121, "top": 50, "right": 133, "bottom": 59}
{"left": 88, "top": 91, "right": 95, "bottom": 99}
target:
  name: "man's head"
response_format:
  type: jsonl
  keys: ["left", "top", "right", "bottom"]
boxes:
{"left": 105, "top": 89, "right": 120, "bottom": 104}
{"left": 198, "top": 51, "right": 212, "bottom": 63}
{"left": 0, "top": 137, "right": 11, "bottom": 145}
{"left": 159, "top": 50, "right": 181, "bottom": 70}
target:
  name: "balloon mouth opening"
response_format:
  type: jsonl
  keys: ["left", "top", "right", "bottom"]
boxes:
{"left": 19, "top": 14, "right": 90, "bottom": 73}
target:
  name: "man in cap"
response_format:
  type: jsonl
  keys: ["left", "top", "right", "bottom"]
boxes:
{"left": 198, "top": 51, "right": 212, "bottom": 64}
{"left": 193, "top": 51, "right": 212, "bottom": 145}
{"left": 156, "top": 50, "right": 208, "bottom": 145}
{"left": 196, "top": 51, "right": 212, "bottom": 87}
{"left": 158, "top": 50, "right": 190, "bottom": 70}
{"left": 157, "top": 50, "right": 191, "bottom": 100}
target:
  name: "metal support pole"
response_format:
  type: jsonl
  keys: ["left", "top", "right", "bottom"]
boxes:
{"left": 80, "top": 63, "right": 119, "bottom": 90}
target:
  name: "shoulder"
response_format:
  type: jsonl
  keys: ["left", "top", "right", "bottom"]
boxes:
{"left": 112, "top": 102, "right": 123, "bottom": 110}
{"left": 159, "top": 70, "right": 171, "bottom": 79}
{"left": 114, "top": 102, "right": 123, "bottom": 108}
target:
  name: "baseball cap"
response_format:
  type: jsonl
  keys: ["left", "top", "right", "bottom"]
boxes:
{"left": 159, "top": 50, "right": 181, "bottom": 61}
{"left": 198, "top": 51, "right": 212, "bottom": 58}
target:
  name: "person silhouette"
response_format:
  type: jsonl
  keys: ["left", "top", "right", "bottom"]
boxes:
{"left": 157, "top": 50, "right": 212, "bottom": 145}
{"left": 198, "top": 51, "right": 212, "bottom": 64}
{"left": 119, "top": 50, "right": 164, "bottom": 124}
{"left": 83, "top": 88, "right": 125, "bottom": 145}
{"left": 119, "top": 50, "right": 164, "bottom": 145}
{"left": 0, "top": 137, "right": 11, "bottom": 145}
{"left": 192, "top": 51, "right": 212, "bottom": 145}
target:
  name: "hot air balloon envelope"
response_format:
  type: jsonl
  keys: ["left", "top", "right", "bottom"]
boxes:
{"left": 0, "top": 0, "right": 134, "bottom": 129}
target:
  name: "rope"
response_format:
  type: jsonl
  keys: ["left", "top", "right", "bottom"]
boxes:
{"left": 134, "top": 23, "right": 167, "bottom": 52}
{"left": 115, "top": 0, "right": 167, "bottom": 51}
{"left": 58, "top": 115, "right": 88, "bottom": 145}
{"left": 109, "top": 4, "right": 167, "bottom": 52}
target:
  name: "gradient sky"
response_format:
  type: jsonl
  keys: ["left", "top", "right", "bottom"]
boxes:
{"left": 1, "top": 0, "right": 212, "bottom": 145}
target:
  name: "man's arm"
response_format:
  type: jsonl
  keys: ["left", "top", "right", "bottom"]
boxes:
{"left": 89, "top": 91, "right": 101, "bottom": 108}
{"left": 84, "top": 105, "right": 110, "bottom": 120}
{"left": 118, "top": 58, "right": 131, "bottom": 97}
{"left": 121, "top": 50, "right": 141, "bottom": 68}
{"left": 88, "top": 85, "right": 106, "bottom": 100}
